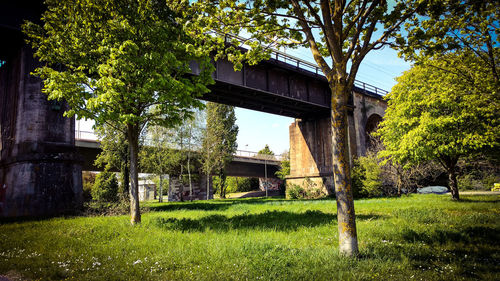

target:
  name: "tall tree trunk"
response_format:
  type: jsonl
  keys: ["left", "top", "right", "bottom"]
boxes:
{"left": 331, "top": 83, "right": 359, "bottom": 256}
{"left": 127, "top": 124, "right": 141, "bottom": 224}
{"left": 168, "top": 174, "right": 172, "bottom": 201}
{"left": 220, "top": 172, "right": 227, "bottom": 199}
{"left": 447, "top": 159, "right": 459, "bottom": 200}
{"left": 187, "top": 125, "right": 193, "bottom": 201}
{"left": 159, "top": 174, "right": 163, "bottom": 203}
{"left": 120, "top": 161, "right": 130, "bottom": 197}
{"left": 206, "top": 173, "right": 210, "bottom": 200}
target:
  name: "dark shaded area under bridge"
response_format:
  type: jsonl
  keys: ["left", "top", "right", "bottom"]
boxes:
{"left": 76, "top": 140, "right": 280, "bottom": 178}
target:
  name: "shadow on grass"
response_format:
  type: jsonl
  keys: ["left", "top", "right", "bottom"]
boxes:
{"left": 147, "top": 197, "right": 338, "bottom": 212}
{"left": 401, "top": 226, "right": 499, "bottom": 245}
{"left": 458, "top": 197, "right": 500, "bottom": 203}
{"left": 153, "top": 210, "right": 381, "bottom": 232}
{"left": 148, "top": 202, "right": 234, "bottom": 212}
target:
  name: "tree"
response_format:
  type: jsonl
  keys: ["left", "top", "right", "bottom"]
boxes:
{"left": 139, "top": 125, "right": 182, "bottom": 203}
{"left": 92, "top": 171, "right": 119, "bottom": 202}
{"left": 397, "top": 0, "right": 499, "bottom": 86}
{"left": 94, "top": 123, "right": 130, "bottom": 197}
{"left": 189, "top": 0, "right": 423, "bottom": 255}
{"left": 174, "top": 110, "right": 206, "bottom": 200}
{"left": 377, "top": 54, "right": 499, "bottom": 201}
{"left": 258, "top": 145, "right": 274, "bottom": 157}
{"left": 201, "top": 102, "right": 238, "bottom": 199}
{"left": 24, "top": 0, "right": 214, "bottom": 224}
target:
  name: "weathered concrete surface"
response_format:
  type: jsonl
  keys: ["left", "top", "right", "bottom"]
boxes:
{"left": 352, "top": 91, "right": 387, "bottom": 156}
{"left": 0, "top": 39, "right": 82, "bottom": 217}
{"left": 288, "top": 91, "right": 386, "bottom": 194}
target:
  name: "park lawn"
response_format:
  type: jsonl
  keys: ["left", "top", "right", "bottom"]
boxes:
{"left": 0, "top": 194, "right": 498, "bottom": 281}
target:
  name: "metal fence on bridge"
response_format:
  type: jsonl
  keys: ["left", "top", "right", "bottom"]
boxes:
{"left": 75, "top": 128, "right": 285, "bottom": 162}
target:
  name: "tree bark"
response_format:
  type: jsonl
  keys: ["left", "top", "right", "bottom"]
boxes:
{"left": 331, "top": 82, "right": 359, "bottom": 256}
{"left": 220, "top": 172, "right": 227, "bottom": 199}
{"left": 188, "top": 124, "right": 193, "bottom": 201}
{"left": 159, "top": 174, "right": 163, "bottom": 203}
{"left": 447, "top": 160, "right": 459, "bottom": 200}
{"left": 127, "top": 124, "right": 141, "bottom": 224}
{"left": 120, "top": 160, "right": 130, "bottom": 197}
{"left": 206, "top": 173, "right": 210, "bottom": 200}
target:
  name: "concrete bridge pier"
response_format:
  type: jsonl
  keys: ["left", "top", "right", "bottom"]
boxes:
{"left": 0, "top": 33, "right": 83, "bottom": 217}
{"left": 287, "top": 91, "right": 386, "bottom": 196}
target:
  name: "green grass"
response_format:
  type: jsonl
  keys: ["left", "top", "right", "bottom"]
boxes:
{"left": 1, "top": 194, "right": 499, "bottom": 280}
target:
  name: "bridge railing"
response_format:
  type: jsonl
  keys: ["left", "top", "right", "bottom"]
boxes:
{"left": 75, "top": 129, "right": 284, "bottom": 163}
{"left": 223, "top": 33, "right": 389, "bottom": 96}
{"left": 234, "top": 150, "right": 284, "bottom": 162}
{"left": 75, "top": 129, "right": 98, "bottom": 141}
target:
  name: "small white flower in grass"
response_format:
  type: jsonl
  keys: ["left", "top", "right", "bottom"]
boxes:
{"left": 133, "top": 259, "right": 142, "bottom": 265}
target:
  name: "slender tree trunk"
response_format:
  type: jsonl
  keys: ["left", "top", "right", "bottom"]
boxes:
{"left": 220, "top": 172, "right": 227, "bottom": 199}
{"left": 206, "top": 173, "right": 210, "bottom": 200}
{"left": 120, "top": 161, "right": 130, "bottom": 198}
{"left": 159, "top": 174, "right": 163, "bottom": 203}
{"left": 396, "top": 166, "right": 402, "bottom": 197}
{"left": 127, "top": 124, "right": 141, "bottom": 224}
{"left": 168, "top": 174, "right": 172, "bottom": 201}
{"left": 331, "top": 83, "right": 358, "bottom": 256}
{"left": 187, "top": 124, "right": 193, "bottom": 201}
{"left": 447, "top": 160, "right": 459, "bottom": 200}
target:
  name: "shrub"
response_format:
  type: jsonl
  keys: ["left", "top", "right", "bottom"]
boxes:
{"left": 92, "top": 171, "right": 119, "bottom": 202}
{"left": 286, "top": 178, "right": 326, "bottom": 199}
{"left": 286, "top": 184, "right": 306, "bottom": 199}
{"left": 352, "top": 153, "right": 383, "bottom": 198}
{"left": 82, "top": 171, "right": 96, "bottom": 202}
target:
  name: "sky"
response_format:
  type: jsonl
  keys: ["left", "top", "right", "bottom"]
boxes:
{"left": 77, "top": 35, "right": 413, "bottom": 156}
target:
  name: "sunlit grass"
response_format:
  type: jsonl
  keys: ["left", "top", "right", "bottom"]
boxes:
{"left": 1, "top": 194, "right": 498, "bottom": 280}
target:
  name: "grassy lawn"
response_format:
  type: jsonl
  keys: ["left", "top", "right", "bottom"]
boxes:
{"left": 0, "top": 194, "right": 499, "bottom": 280}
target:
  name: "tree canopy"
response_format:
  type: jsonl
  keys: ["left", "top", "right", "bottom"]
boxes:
{"left": 397, "top": 0, "right": 499, "bottom": 85}
{"left": 377, "top": 53, "right": 499, "bottom": 200}
{"left": 257, "top": 145, "right": 274, "bottom": 156}
{"left": 24, "top": 0, "right": 214, "bottom": 224}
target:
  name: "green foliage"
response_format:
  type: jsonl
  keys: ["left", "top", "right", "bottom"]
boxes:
{"left": 257, "top": 145, "right": 274, "bottom": 156}
{"left": 276, "top": 160, "right": 290, "bottom": 181}
{"left": 352, "top": 154, "right": 383, "bottom": 198}
{"left": 378, "top": 54, "right": 499, "bottom": 167}
{"left": 457, "top": 164, "right": 500, "bottom": 191}
{"left": 286, "top": 178, "right": 325, "bottom": 199}
{"left": 23, "top": 0, "right": 214, "bottom": 128}
{"left": 202, "top": 102, "right": 238, "bottom": 198}
{"left": 140, "top": 125, "right": 183, "bottom": 176}
{"left": 377, "top": 53, "right": 499, "bottom": 200}
{"left": 397, "top": 0, "right": 499, "bottom": 86}
{"left": 82, "top": 171, "right": 96, "bottom": 203}
{"left": 286, "top": 184, "right": 306, "bottom": 199}
{"left": 92, "top": 172, "right": 119, "bottom": 203}
{"left": 226, "top": 177, "right": 259, "bottom": 193}
{"left": 94, "top": 123, "right": 130, "bottom": 195}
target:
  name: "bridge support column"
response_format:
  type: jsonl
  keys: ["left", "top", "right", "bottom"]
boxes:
{"left": 0, "top": 41, "right": 82, "bottom": 217}
{"left": 287, "top": 113, "right": 358, "bottom": 196}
